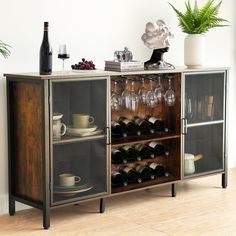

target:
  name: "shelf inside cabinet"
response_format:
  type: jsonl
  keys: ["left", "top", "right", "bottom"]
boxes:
{"left": 111, "top": 175, "right": 178, "bottom": 194}
{"left": 53, "top": 134, "right": 106, "bottom": 145}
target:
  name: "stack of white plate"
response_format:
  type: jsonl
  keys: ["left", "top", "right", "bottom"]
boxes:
{"left": 66, "top": 125, "right": 103, "bottom": 137}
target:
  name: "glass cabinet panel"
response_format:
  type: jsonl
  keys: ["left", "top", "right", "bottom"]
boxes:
{"left": 50, "top": 78, "right": 108, "bottom": 205}
{"left": 184, "top": 72, "right": 225, "bottom": 124}
{"left": 184, "top": 123, "right": 224, "bottom": 177}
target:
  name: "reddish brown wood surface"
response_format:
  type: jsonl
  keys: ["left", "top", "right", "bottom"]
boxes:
{"left": 11, "top": 82, "right": 43, "bottom": 203}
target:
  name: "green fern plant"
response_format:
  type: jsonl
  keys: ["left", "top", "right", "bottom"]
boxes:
{"left": 169, "top": 0, "right": 228, "bottom": 34}
{"left": 0, "top": 40, "right": 11, "bottom": 58}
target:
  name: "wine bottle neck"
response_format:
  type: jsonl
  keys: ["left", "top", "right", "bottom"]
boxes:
{"left": 42, "top": 29, "right": 49, "bottom": 43}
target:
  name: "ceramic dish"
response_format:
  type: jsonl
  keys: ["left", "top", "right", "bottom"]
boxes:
{"left": 68, "top": 129, "right": 103, "bottom": 137}
{"left": 67, "top": 125, "right": 97, "bottom": 134}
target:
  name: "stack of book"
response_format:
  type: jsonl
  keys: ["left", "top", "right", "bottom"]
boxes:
{"left": 105, "top": 60, "right": 144, "bottom": 72}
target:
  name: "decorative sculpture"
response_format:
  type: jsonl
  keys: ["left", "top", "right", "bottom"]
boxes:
{"left": 141, "top": 20, "right": 175, "bottom": 70}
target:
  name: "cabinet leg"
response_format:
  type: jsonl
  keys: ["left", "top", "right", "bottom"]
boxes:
{"left": 9, "top": 197, "right": 15, "bottom": 216}
{"left": 43, "top": 207, "right": 50, "bottom": 229}
{"left": 171, "top": 183, "right": 176, "bottom": 197}
{"left": 222, "top": 173, "right": 227, "bottom": 189}
{"left": 99, "top": 198, "right": 105, "bottom": 213}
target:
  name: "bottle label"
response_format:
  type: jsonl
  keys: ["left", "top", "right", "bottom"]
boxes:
{"left": 149, "top": 142, "right": 157, "bottom": 149}
{"left": 112, "top": 121, "right": 120, "bottom": 127}
{"left": 112, "top": 149, "right": 120, "bottom": 154}
{"left": 122, "top": 145, "right": 131, "bottom": 151}
{"left": 135, "top": 165, "right": 143, "bottom": 173}
{"left": 134, "top": 144, "right": 143, "bottom": 152}
{"left": 148, "top": 117, "right": 158, "bottom": 124}
{"left": 122, "top": 119, "right": 130, "bottom": 125}
{"left": 150, "top": 162, "right": 158, "bottom": 169}
{"left": 134, "top": 118, "right": 142, "bottom": 126}
{"left": 123, "top": 167, "right": 131, "bottom": 173}
{"left": 111, "top": 171, "right": 120, "bottom": 177}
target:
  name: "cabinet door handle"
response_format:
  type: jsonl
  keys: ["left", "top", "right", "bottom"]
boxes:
{"left": 182, "top": 118, "right": 188, "bottom": 135}
{"left": 106, "top": 127, "right": 111, "bottom": 145}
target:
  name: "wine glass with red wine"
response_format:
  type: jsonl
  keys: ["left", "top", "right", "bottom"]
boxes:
{"left": 58, "top": 44, "right": 70, "bottom": 71}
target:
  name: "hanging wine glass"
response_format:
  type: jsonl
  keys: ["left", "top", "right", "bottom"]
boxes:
{"left": 121, "top": 79, "right": 131, "bottom": 109}
{"left": 164, "top": 76, "right": 176, "bottom": 106}
{"left": 138, "top": 78, "right": 148, "bottom": 104}
{"left": 129, "top": 80, "right": 139, "bottom": 112}
{"left": 111, "top": 81, "right": 121, "bottom": 111}
{"left": 146, "top": 79, "right": 156, "bottom": 108}
{"left": 154, "top": 75, "right": 164, "bottom": 103}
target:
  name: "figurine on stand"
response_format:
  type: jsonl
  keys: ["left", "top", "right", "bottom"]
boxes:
{"left": 141, "top": 20, "right": 175, "bottom": 70}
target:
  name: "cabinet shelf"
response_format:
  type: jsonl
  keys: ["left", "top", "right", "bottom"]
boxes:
{"left": 111, "top": 175, "right": 178, "bottom": 194}
{"left": 53, "top": 134, "right": 106, "bottom": 145}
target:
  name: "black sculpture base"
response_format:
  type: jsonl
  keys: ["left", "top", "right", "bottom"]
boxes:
{"left": 145, "top": 47, "right": 175, "bottom": 70}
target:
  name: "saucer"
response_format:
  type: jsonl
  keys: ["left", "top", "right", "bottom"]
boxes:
{"left": 53, "top": 112, "right": 63, "bottom": 121}
{"left": 67, "top": 125, "right": 97, "bottom": 134}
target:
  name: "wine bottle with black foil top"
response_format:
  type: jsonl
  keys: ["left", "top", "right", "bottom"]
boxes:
{"left": 120, "top": 166, "right": 141, "bottom": 184}
{"left": 133, "top": 143, "right": 155, "bottom": 159}
{"left": 118, "top": 117, "right": 141, "bottom": 136}
{"left": 111, "top": 170, "right": 128, "bottom": 187}
{"left": 111, "top": 121, "right": 127, "bottom": 138}
{"left": 147, "top": 141, "right": 169, "bottom": 156}
{"left": 111, "top": 148, "right": 127, "bottom": 164}
{"left": 147, "top": 162, "right": 165, "bottom": 177}
{"left": 133, "top": 116, "right": 154, "bottom": 134}
{"left": 120, "top": 145, "right": 142, "bottom": 161}
{"left": 135, "top": 164, "right": 155, "bottom": 181}
{"left": 39, "top": 22, "right": 52, "bottom": 75}
{"left": 145, "top": 116, "right": 167, "bottom": 133}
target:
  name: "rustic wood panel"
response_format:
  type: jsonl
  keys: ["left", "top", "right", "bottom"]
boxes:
{"left": 10, "top": 82, "right": 43, "bottom": 203}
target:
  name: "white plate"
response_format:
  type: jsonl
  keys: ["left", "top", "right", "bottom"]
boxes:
{"left": 67, "top": 125, "right": 97, "bottom": 134}
{"left": 68, "top": 129, "right": 103, "bottom": 137}
{"left": 53, "top": 112, "right": 63, "bottom": 121}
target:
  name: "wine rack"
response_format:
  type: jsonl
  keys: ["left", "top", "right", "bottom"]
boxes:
{"left": 5, "top": 68, "right": 228, "bottom": 229}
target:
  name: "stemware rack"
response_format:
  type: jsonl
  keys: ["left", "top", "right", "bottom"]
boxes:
{"left": 5, "top": 68, "right": 228, "bottom": 229}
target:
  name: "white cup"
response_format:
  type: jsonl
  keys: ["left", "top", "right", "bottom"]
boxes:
{"left": 53, "top": 120, "right": 66, "bottom": 140}
{"left": 72, "top": 114, "right": 94, "bottom": 128}
{"left": 59, "top": 174, "right": 81, "bottom": 187}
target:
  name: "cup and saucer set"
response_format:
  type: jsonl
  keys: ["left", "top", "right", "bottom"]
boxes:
{"left": 52, "top": 113, "right": 103, "bottom": 139}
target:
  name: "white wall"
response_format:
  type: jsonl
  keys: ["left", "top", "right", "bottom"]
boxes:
{"left": 0, "top": 0, "right": 235, "bottom": 215}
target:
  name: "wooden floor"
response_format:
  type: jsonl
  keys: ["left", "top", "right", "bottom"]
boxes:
{"left": 1, "top": 169, "right": 236, "bottom": 236}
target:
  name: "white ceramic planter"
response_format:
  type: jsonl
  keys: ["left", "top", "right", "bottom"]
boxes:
{"left": 184, "top": 34, "right": 205, "bottom": 69}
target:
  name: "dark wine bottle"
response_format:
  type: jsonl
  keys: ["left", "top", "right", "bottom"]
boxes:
{"left": 135, "top": 164, "right": 155, "bottom": 181}
{"left": 39, "top": 22, "right": 52, "bottom": 75}
{"left": 148, "top": 162, "right": 165, "bottom": 177}
{"left": 133, "top": 143, "right": 155, "bottom": 159}
{"left": 147, "top": 141, "right": 169, "bottom": 156}
{"left": 120, "top": 166, "right": 141, "bottom": 183}
{"left": 120, "top": 145, "right": 142, "bottom": 161}
{"left": 146, "top": 116, "right": 167, "bottom": 132}
{"left": 118, "top": 117, "right": 141, "bottom": 136}
{"left": 111, "top": 121, "right": 127, "bottom": 138}
{"left": 111, "top": 171, "right": 128, "bottom": 187}
{"left": 133, "top": 116, "right": 154, "bottom": 134}
{"left": 111, "top": 148, "right": 127, "bottom": 164}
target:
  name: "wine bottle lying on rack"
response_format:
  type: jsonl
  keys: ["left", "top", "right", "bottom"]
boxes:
{"left": 120, "top": 145, "right": 142, "bottom": 161}
{"left": 147, "top": 162, "right": 166, "bottom": 177}
{"left": 147, "top": 142, "right": 169, "bottom": 156}
{"left": 119, "top": 166, "right": 142, "bottom": 184}
{"left": 145, "top": 116, "right": 168, "bottom": 133}
{"left": 135, "top": 164, "right": 155, "bottom": 181}
{"left": 111, "top": 171, "right": 128, "bottom": 187}
{"left": 133, "top": 143, "right": 155, "bottom": 159}
{"left": 118, "top": 117, "right": 141, "bottom": 136}
{"left": 132, "top": 116, "right": 154, "bottom": 135}
{"left": 111, "top": 121, "right": 127, "bottom": 138}
{"left": 112, "top": 148, "right": 127, "bottom": 164}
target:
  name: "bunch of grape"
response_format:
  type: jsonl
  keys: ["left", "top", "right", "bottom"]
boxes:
{"left": 71, "top": 58, "right": 96, "bottom": 70}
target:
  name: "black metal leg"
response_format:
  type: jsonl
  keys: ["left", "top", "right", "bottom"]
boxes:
{"left": 43, "top": 207, "right": 50, "bottom": 229}
{"left": 171, "top": 183, "right": 176, "bottom": 197}
{"left": 222, "top": 173, "right": 227, "bottom": 189}
{"left": 100, "top": 198, "right": 105, "bottom": 213}
{"left": 9, "top": 197, "right": 15, "bottom": 216}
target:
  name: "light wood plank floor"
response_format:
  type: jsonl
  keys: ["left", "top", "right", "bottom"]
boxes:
{"left": 0, "top": 169, "right": 236, "bottom": 236}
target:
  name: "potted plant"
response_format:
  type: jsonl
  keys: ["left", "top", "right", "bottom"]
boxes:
{"left": 0, "top": 40, "right": 11, "bottom": 58}
{"left": 170, "top": 0, "right": 228, "bottom": 68}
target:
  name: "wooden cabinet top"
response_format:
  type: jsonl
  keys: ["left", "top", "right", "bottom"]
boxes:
{"left": 4, "top": 67, "right": 229, "bottom": 80}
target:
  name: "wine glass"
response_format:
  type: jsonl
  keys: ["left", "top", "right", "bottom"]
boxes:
{"left": 154, "top": 75, "right": 164, "bottom": 103}
{"left": 129, "top": 80, "right": 139, "bottom": 112}
{"left": 121, "top": 79, "right": 131, "bottom": 109}
{"left": 146, "top": 79, "right": 156, "bottom": 108}
{"left": 58, "top": 44, "right": 70, "bottom": 71}
{"left": 111, "top": 81, "right": 121, "bottom": 111}
{"left": 164, "top": 76, "right": 176, "bottom": 106}
{"left": 138, "top": 78, "right": 148, "bottom": 104}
